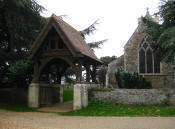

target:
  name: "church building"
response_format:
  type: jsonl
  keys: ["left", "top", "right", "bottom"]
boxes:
{"left": 106, "top": 11, "right": 175, "bottom": 88}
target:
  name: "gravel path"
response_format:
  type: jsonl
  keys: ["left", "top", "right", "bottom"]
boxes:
{"left": 38, "top": 101, "right": 73, "bottom": 112}
{"left": 0, "top": 109, "right": 175, "bottom": 129}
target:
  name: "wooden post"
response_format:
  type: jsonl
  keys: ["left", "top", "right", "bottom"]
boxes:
{"left": 32, "top": 61, "right": 39, "bottom": 83}
{"left": 57, "top": 75, "right": 61, "bottom": 84}
{"left": 92, "top": 65, "right": 97, "bottom": 83}
{"left": 86, "top": 65, "right": 90, "bottom": 82}
{"left": 76, "top": 61, "right": 82, "bottom": 82}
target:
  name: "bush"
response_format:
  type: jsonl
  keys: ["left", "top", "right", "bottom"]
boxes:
{"left": 115, "top": 70, "right": 152, "bottom": 89}
{"left": 7, "top": 60, "right": 33, "bottom": 88}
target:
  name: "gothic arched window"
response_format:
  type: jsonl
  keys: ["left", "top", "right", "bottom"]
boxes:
{"left": 139, "top": 49, "right": 145, "bottom": 73}
{"left": 146, "top": 49, "right": 153, "bottom": 73}
{"left": 154, "top": 54, "right": 160, "bottom": 73}
{"left": 139, "top": 36, "right": 160, "bottom": 73}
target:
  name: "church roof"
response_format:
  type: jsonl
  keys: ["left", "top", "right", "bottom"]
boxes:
{"left": 29, "top": 14, "right": 102, "bottom": 64}
{"left": 124, "top": 10, "right": 153, "bottom": 49}
{"left": 124, "top": 24, "right": 145, "bottom": 49}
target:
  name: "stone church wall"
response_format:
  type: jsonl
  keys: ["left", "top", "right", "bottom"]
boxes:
{"left": 106, "top": 20, "right": 175, "bottom": 88}
{"left": 143, "top": 62, "right": 175, "bottom": 88}
{"left": 124, "top": 23, "right": 146, "bottom": 72}
{"left": 162, "top": 62, "right": 175, "bottom": 88}
{"left": 144, "top": 75, "right": 166, "bottom": 88}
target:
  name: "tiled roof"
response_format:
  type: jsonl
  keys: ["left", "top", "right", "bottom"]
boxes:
{"left": 29, "top": 14, "right": 102, "bottom": 64}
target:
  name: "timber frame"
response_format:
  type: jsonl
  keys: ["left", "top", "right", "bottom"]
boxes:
{"left": 28, "top": 14, "right": 102, "bottom": 84}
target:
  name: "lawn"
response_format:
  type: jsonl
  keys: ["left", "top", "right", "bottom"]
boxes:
{"left": 0, "top": 88, "right": 74, "bottom": 112}
{"left": 63, "top": 88, "right": 73, "bottom": 102}
{"left": 1, "top": 89, "right": 175, "bottom": 117}
{"left": 0, "top": 103, "right": 38, "bottom": 112}
{"left": 60, "top": 101, "right": 175, "bottom": 116}
{"left": 1, "top": 101, "right": 175, "bottom": 116}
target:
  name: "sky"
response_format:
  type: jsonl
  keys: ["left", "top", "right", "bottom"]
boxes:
{"left": 37, "top": 0, "right": 160, "bottom": 58}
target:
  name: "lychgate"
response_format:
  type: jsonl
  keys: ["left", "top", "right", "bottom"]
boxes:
{"left": 28, "top": 14, "right": 102, "bottom": 109}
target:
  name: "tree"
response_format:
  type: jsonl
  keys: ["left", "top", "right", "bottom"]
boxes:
{"left": 0, "top": 0, "right": 45, "bottom": 53}
{"left": 8, "top": 60, "right": 33, "bottom": 88}
{"left": 80, "top": 20, "right": 99, "bottom": 39}
{"left": 100, "top": 56, "right": 117, "bottom": 65}
{"left": 63, "top": 20, "right": 108, "bottom": 83}
{"left": 87, "top": 39, "right": 108, "bottom": 51}
{"left": 0, "top": 1, "right": 107, "bottom": 86}
{"left": 143, "top": 0, "right": 175, "bottom": 62}
{"left": 80, "top": 20, "right": 107, "bottom": 50}
{"left": 0, "top": 0, "right": 46, "bottom": 87}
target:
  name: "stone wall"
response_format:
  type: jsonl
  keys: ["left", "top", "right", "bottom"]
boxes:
{"left": 144, "top": 75, "right": 166, "bottom": 88}
{"left": 73, "top": 83, "right": 99, "bottom": 110}
{"left": 106, "top": 55, "right": 124, "bottom": 88}
{"left": 161, "top": 62, "right": 175, "bottom": 88}
{"left": 91, "top": 89, "right": 175, "bottom": 106}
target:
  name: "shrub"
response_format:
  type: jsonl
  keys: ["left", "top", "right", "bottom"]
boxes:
{"left": 115, "top": 70, "right": 152, "bottom": 89}
{"left": 7, "top": 60, "right": 33, "bottom": 88}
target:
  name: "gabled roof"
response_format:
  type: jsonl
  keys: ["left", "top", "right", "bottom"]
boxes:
{"left": 124, "top": 11, "right": 158, "bottom": 50}
{"left": 29, "top": 14, "right": 102, "bottom": 64}
{"left": 124, "top": 20, "right": 147, "bottom": 49}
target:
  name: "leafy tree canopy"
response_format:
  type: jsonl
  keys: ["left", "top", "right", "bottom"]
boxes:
{"left": 0, "top": 0, "right": 108, "bottom": 87}
{"left": 100, "top": 56, "right": 117, "bottom": 65}
{"left": 0, "top": 0, "right": 46, "bottom": 55}
{"left": 142, "top": 0, "right": 175, "bottom": 62}
{"left": 80, "top": 20, "right": 107, "bottom": 50}
{"left": 0, "top": 0, "right": 46, "bottom": 87}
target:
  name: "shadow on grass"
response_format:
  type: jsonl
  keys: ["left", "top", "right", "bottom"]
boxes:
{"left": 0, "top": 103, "right": 38, "bottom": 112}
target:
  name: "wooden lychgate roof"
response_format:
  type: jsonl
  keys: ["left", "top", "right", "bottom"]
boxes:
{"left": 29, "top": 14, "right": 102, "bottom": 64}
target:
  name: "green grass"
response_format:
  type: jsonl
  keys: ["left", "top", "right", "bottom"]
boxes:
{"left": 60, "top": 101, "right": 175, "bottom": 116}
{"left": 1, "top": 101, "right": 175, "bottom": 117}
{"left": 0, "top": 103, "right": 38, "bottom": 112}
{"left": 63, "top": 88, "right": 73, "bottom": 102}
{"left": 0, "top": 88, "right": 74, "bottom": 112}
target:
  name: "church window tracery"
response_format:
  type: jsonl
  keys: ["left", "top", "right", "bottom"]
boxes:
{"left": 139, "top": 36, "right": 160, "bottom": 73}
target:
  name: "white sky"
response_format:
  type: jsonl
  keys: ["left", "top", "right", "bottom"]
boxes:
{"left": 37, "top": 0, "right": 160, "bottom": 58}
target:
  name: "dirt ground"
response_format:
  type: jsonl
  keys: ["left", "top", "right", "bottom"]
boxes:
{"left": 0, "top": 109, "right": 175, "bottom": 129}
{"left": 38, "top": 101, "right": 73, "bottom": 112}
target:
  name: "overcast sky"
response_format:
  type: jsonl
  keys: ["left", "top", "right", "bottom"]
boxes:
{"left": 38, "top": 0, "right": 160, "bottom": 58}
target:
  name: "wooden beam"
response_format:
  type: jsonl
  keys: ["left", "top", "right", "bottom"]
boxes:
{"left": 40, "top": 50, "right": 71, "bottom": 57}
{"left": 86, "top": 64, "right": 90, "bottom": 82}
{"left": 92, "top": 65, "right": 97, "bottom": 83}
{"left": 76, "top": 61, "right": 82, "bottom": 82}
